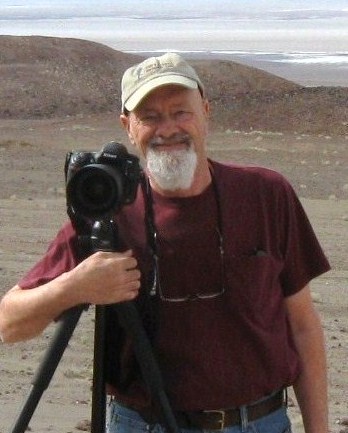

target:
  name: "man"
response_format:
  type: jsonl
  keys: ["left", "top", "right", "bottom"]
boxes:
{"left": 0, "top": 53, "right": 330, "bottom": 433}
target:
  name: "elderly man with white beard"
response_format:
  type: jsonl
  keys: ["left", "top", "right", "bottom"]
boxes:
{"left": 0, "top": 53, "right": 330, "bottom": 433}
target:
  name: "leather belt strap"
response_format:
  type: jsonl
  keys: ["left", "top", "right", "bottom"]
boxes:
{"left": 136, "top": 390, "right": 284, "bottom": 430}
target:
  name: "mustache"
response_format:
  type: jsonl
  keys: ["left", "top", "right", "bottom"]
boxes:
{"left": 148, "top": 133, "right": 192, "bottom": 148}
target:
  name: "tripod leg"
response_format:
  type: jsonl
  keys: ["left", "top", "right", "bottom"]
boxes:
{"left": 91, "top": 305, "right": 107, "bottom": 433}
{"left": 116, "top": 302, "right": 181, "bottom": 433}
{"left": 9, "top": 305, "right": 86, "bottom": 433}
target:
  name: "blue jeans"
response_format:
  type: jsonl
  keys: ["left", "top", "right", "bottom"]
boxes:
{"left": 106, "top": 400, "right": 292, "bottom": 433}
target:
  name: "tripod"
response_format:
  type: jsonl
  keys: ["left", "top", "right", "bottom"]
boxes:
{"left": 9, "top": 219, "right": 180, "bottom": 433}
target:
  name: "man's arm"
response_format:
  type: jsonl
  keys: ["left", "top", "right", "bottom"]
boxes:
{"left": 0, "top": 250, "right": 140, "bottom": 343}
{"left": 285, "top": 285, "right": 328, "bottom": 433}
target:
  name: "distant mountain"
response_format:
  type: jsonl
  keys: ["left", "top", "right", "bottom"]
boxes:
{"left": 1, "top": 35, "right": 347, "bottom": 135}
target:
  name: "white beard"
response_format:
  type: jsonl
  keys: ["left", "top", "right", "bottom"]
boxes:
{"left": 146, "top": 146, "right": 198, "bottom": 191}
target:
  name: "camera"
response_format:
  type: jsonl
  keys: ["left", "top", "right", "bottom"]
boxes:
{"left": 65, "top": 141, "right": 142, "bottom": 219}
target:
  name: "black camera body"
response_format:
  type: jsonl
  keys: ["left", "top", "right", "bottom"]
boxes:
{"left": 65, "top": 141, "right": 142, "bottom": 219}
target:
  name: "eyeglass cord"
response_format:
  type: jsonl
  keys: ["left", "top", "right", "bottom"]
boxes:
{"left": 140, "top": 166, "right": 225, "bottom": 299}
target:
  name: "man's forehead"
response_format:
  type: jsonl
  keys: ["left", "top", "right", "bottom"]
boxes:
{"left": 136, "top": 85, "right": 198, "bottom": 108}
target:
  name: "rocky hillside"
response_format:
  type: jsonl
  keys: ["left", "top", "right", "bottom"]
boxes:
{"left": 1, "top": 35, "right": 347, "bottom": 135}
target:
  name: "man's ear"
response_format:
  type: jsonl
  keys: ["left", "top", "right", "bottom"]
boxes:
{"left": 203, "top": 98, "right": 210, "bottom": 119}
{"left": 119, "top": 114, "right": 135, "bottom": 146}
{"left": 120, "top": 113, "right": 129, "bottom": 131}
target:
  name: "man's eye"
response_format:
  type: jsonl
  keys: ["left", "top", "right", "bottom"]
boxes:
{"left": 141, "top": 114, "right": 158, "bottom": 124}
{"left": 175, "top": 111, "right": 192, "bottom": 121}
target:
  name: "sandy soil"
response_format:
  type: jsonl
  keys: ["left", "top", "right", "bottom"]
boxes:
{"left": 0, "top": 115, "right": 347, "bottom": 433}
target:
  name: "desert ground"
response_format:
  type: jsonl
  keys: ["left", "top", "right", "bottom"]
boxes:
{"left": 0, "top": 113, "right": 347, "bottom": 433}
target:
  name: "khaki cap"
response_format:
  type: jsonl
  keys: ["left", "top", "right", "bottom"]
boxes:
{"left": 121, "top": 52, "right": 204, "bottom": 112}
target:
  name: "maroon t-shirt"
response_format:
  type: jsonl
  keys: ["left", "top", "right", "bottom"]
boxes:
{"left": 19, "top": 160, "right": 330, "bottom": 410}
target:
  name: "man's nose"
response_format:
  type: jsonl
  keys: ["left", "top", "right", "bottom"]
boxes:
{"left": 155, "top": 113, "right": 181, "bottom": 136}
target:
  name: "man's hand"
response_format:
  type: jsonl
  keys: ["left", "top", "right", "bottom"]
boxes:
{"left": 70, "top": 249, "right": 141, "bottom": 305}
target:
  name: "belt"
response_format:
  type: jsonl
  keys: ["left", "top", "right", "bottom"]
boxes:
{"left": 135, "top": 390, "right": 285, "bottom": 430}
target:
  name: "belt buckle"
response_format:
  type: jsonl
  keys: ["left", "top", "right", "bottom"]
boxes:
{"left": 203, "top": 409, "right": 226, "bottom": 430}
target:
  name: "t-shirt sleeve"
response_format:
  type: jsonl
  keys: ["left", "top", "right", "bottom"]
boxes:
{"left": 277, "top": 178, "right": 331, "bottom": 296}
{"left": 18, "top": 221, "right": 79, "bottom": 289}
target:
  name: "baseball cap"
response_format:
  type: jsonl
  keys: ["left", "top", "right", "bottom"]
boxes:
{"left": 121, "top": 52, "right": 205, "bottom": 112}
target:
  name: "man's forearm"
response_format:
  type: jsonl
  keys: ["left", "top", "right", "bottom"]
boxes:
{"left": 292, "top": 313, "right": 329, "bottom": 433}
{"left": 285, "top": 287, "right": 329, "bottom": 433}
{"left": 0, "top": 274, "right": 79, "bottom": 343}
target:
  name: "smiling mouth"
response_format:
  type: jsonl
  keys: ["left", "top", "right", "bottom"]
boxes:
{"left": 153, "top": 142, "right": 188, "bottom": 152}
{"left": 150, "top": 134, "right": 192, "bottom": 150}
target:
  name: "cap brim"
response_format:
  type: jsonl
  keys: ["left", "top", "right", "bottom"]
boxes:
{"left": 124, "top": 75, "right": 198, "bottom": 111}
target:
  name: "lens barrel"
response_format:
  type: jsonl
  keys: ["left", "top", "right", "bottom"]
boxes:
{"left": 67, "top": 164, "right": 124, "bottom": 218}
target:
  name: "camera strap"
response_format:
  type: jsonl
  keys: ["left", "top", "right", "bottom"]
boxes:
{"left": 141, "top": 174, "right": 160, "bottom": 298}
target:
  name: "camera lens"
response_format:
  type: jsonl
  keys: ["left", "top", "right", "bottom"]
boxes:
{"left": 83, "top": 172, "right": 111, "bottom": 205}
{"left": 67, "top": 164, "right": 123, "bottom": 217}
